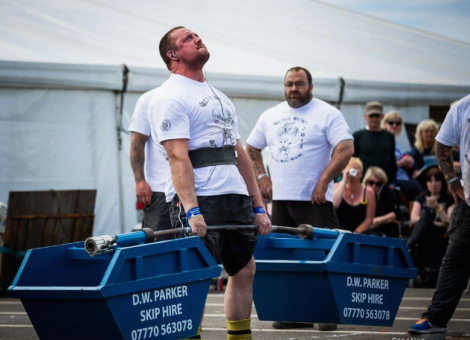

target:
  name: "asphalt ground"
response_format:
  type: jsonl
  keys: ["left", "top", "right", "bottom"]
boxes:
{"left": 1, "top": 288, "right": 470, "bottom": 340}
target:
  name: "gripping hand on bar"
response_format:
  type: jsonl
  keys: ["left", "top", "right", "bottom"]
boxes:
{"left": 84, "top": 224, "right": 351, "bottom": 257}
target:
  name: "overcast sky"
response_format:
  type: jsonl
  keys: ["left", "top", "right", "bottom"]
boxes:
{"left": 319, "top": 0, "right": 470, "bottom": 44}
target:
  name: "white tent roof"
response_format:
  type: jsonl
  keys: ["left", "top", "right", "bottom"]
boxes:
{"left": 2, "top": 0, "right": 470, "bottom": 87}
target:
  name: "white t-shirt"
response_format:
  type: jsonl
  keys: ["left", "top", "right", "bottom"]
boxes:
{"left": 246, "top": 98, "right": 353, "bottom": 201}
{"left": 435, "top": 94, "right": 470, "bottom": 206}
{"left": 129, "top": 89, "right": 170, "bottom": 193}
{"left": 150, "top": 74, "right": 248, "bottom": 202}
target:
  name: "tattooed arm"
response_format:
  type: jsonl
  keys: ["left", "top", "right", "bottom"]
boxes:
{"left": 436, "top": 141, "right": 465, "bottom": 204}
{"left": 130, "top": 132, "right": 152, "bottom": 206}
{"left": 245, "top": 144, "right": 272, "bottom": 200}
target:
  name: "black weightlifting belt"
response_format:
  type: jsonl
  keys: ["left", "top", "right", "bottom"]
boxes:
{"left": 188, "top": 146, "right": 237, "bottom": 169}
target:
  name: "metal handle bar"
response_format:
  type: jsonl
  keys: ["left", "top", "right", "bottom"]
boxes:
{"left": 84, "top": 224, "right": 349, "bottom": 257}
{"left": 153, "top": 224, "right": 312, "bottom": 240}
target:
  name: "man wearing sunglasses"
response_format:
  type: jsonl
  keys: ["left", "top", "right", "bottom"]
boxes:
{"left": 353, "top": 101, "right": 397, "bottom": 184}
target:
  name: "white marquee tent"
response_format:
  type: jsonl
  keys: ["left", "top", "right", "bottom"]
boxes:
{"left": 1, "top": 0, "right": 470, "bottom": 235}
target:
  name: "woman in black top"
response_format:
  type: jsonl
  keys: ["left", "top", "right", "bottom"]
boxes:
{"left": 407, "top": 168, "right": 455, "bottom": 283}
{"left": 408, "top": 168, "right": 455, "bottom": 248}
{"left": 363, "top": 166, "right": 401, "bottom": 238}
{"left": 333, "top": 157, "right": 375, "bottom": 233}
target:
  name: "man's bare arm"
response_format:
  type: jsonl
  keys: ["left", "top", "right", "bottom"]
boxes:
{"left": 162, "top": 139, "right": 206, "bottom": 237}
{"left": 131, "top": 132, "right": 148, "bottom": 182}
{"left": 162, "top": 139, "right": 197, "bottom": 209}
{"left": 236, "top": 141, "right": 272, "bottom": 235}
{"left": 312, "top": 139, "right": 354, "bottom": 204}
{"left": 246, "top": 144, "right": 272, "bottom": 200}
{"left": 322, "top": 139, "right": 354, "bottom": 183}
{"left": 436, "top": 141, "right": 465, "bottom": 203}
{"left": 246, "top": 144, "right": 266, "bottom": 177}
{"left": 130, "top": 132, "right": 152, "bottom": 206}
{"left": 237, "top": 142, "right": 265, "bottom": 208}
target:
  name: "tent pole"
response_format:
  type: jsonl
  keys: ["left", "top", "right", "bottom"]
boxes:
{"left": 337, "top": 77, "right": 345, "bottom": 110}
{"left": 116, "top": 65, "right": 130, "bottom": 233}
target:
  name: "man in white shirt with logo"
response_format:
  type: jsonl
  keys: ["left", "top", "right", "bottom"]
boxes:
{"left": 150, "top": 26, "right": 272, "bottom": 340}
{"left": 246, "top": 66, "right": 354, "bottom": 330}
{"left": 409, "top": 94, "right": 470, "bottom": 335}
{"left": 129, "top": 92, "right": 172, "bottom": 239}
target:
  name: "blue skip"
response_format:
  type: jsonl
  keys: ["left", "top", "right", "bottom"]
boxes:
{"left": 253, "top": 227, "right": 417, "bottom": 327}
{"left": 9, "top": 236, "right": 221, "bottom": 340}
{"left": 8, "top": 224, "right": 417, "bottom": 339}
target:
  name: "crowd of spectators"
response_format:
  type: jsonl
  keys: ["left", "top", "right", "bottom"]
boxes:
{"left": 331, "top": 100, "right": 460, "bottom": 287}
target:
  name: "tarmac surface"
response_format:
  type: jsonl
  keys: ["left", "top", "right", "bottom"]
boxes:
{"left": 1, "top": 288, "right": 470, "bottom": 340}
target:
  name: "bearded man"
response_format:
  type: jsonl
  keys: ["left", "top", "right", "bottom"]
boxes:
{"left": 246, "top": 66, "right": 354, "bottom": 330}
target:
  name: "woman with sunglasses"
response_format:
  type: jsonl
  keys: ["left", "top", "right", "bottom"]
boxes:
{"left": 409, "top": 119, "right": 439, "bottom": 176}
{"left": 333, "top": 157, "right": 375, "bottom": 233}
{"left": 382, "top": 111, "right": 423, "bottom": 203}
{"left": 407, "top": 168, "right": 455, "bottom": 286}
{"left": 363, "top": 166, "right": 401, "bottom": 237}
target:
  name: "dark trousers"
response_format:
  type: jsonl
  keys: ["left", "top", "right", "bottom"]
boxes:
{"left": 169, "top": 194, "right": 257, "bottom": 277}
{"left": 142, "top": 192, "right": 173, "bottom": 240}
{"left": 423, "top": 202, "right": 470, "bottom": 326}
{"left": 272, "top": 200, "right": 339, "bottom": 229}
{"left": 407, "top": 216, "right": 448, "bottom": 287}
{"left": 407, "top": 216, "right": 447, "bottom": 251}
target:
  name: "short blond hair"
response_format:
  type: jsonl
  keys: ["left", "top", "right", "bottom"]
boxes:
{"left": 362, "top": 166, "right": 388, "bottom": 185}
{"left": 382, "top": 110, "right": 403, "bottom": 136}
{"left": 415, "top": 119, "right": 438, "bottom": 153}
{"left": 348, "top": 157, "right": 363, "bottom": 172}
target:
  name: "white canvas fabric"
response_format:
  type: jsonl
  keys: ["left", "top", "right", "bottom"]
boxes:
{"left": 129, "top": 89, "right": 170, "bottom": 193}
{"left": 149, "top": 74, "right": 248, "bottom": 202}
{"left": 2, "top": 0, "right": 470, "bottom": 86}
{"left": 436, "top": 94, "right": 470, "bottom": 206}
{"left": 246, "top": 98, "right": 353, "bottom": 201}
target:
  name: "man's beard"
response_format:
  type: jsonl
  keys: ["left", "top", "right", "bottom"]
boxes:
{"left": 184, "top": 50, "right": 210, "bottom": 70}
{"left": 286, "top": 92, "right": 312, "bottom": 108}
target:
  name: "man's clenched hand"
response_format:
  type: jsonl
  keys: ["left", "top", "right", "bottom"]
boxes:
{"left": 188, "top": 215, "right": 207, "bottom": 237}
{"left": 136, "top": 180, "right": 152, "bottom": 206}
{"left": 255, "top": 213, "right": 272, "bottom": 236}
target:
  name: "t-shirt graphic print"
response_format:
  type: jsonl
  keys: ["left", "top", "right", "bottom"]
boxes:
{"left": 273, "top": 117, "right": 308, "bottom": 163}
{"left": 200, "top": 95, "right": 236, "bottom": 147}
{"left": 149, "top": 74, "right": 248, "bottom": 202}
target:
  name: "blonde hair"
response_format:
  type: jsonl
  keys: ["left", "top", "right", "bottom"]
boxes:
{"left": 382, "top": 110, "right": 403, "bottom": 136}
{"left": 348, "top": 157, "right": 363, "bottom": 172}
{"left": 362, "top": 166, "right": 388, "bottom": 185}
{"left": 414, "top": 119, "right": 439, "bottom": 153}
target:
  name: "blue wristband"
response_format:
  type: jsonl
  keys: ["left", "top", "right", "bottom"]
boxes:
{"left": 186, "top": 207, "right": 201, "bottom": 220}
{"left": 254, "top": 207, "right": 266, "bottom": 215}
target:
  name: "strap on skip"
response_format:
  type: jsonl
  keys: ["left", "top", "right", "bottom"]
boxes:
{"left": 188, "top": 146, "right": 237, "bottom": 168}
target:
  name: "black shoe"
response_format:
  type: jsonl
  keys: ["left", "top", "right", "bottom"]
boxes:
{"left": 272, "top": 321, "right": 314, "bottom": 329}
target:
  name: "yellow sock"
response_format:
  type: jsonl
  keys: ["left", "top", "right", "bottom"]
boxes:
{"left": 179, "top": 326, "right": 201, "bottom": 339}
{"left": 227, "top": 319, "right": 253, "bottom": 340}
